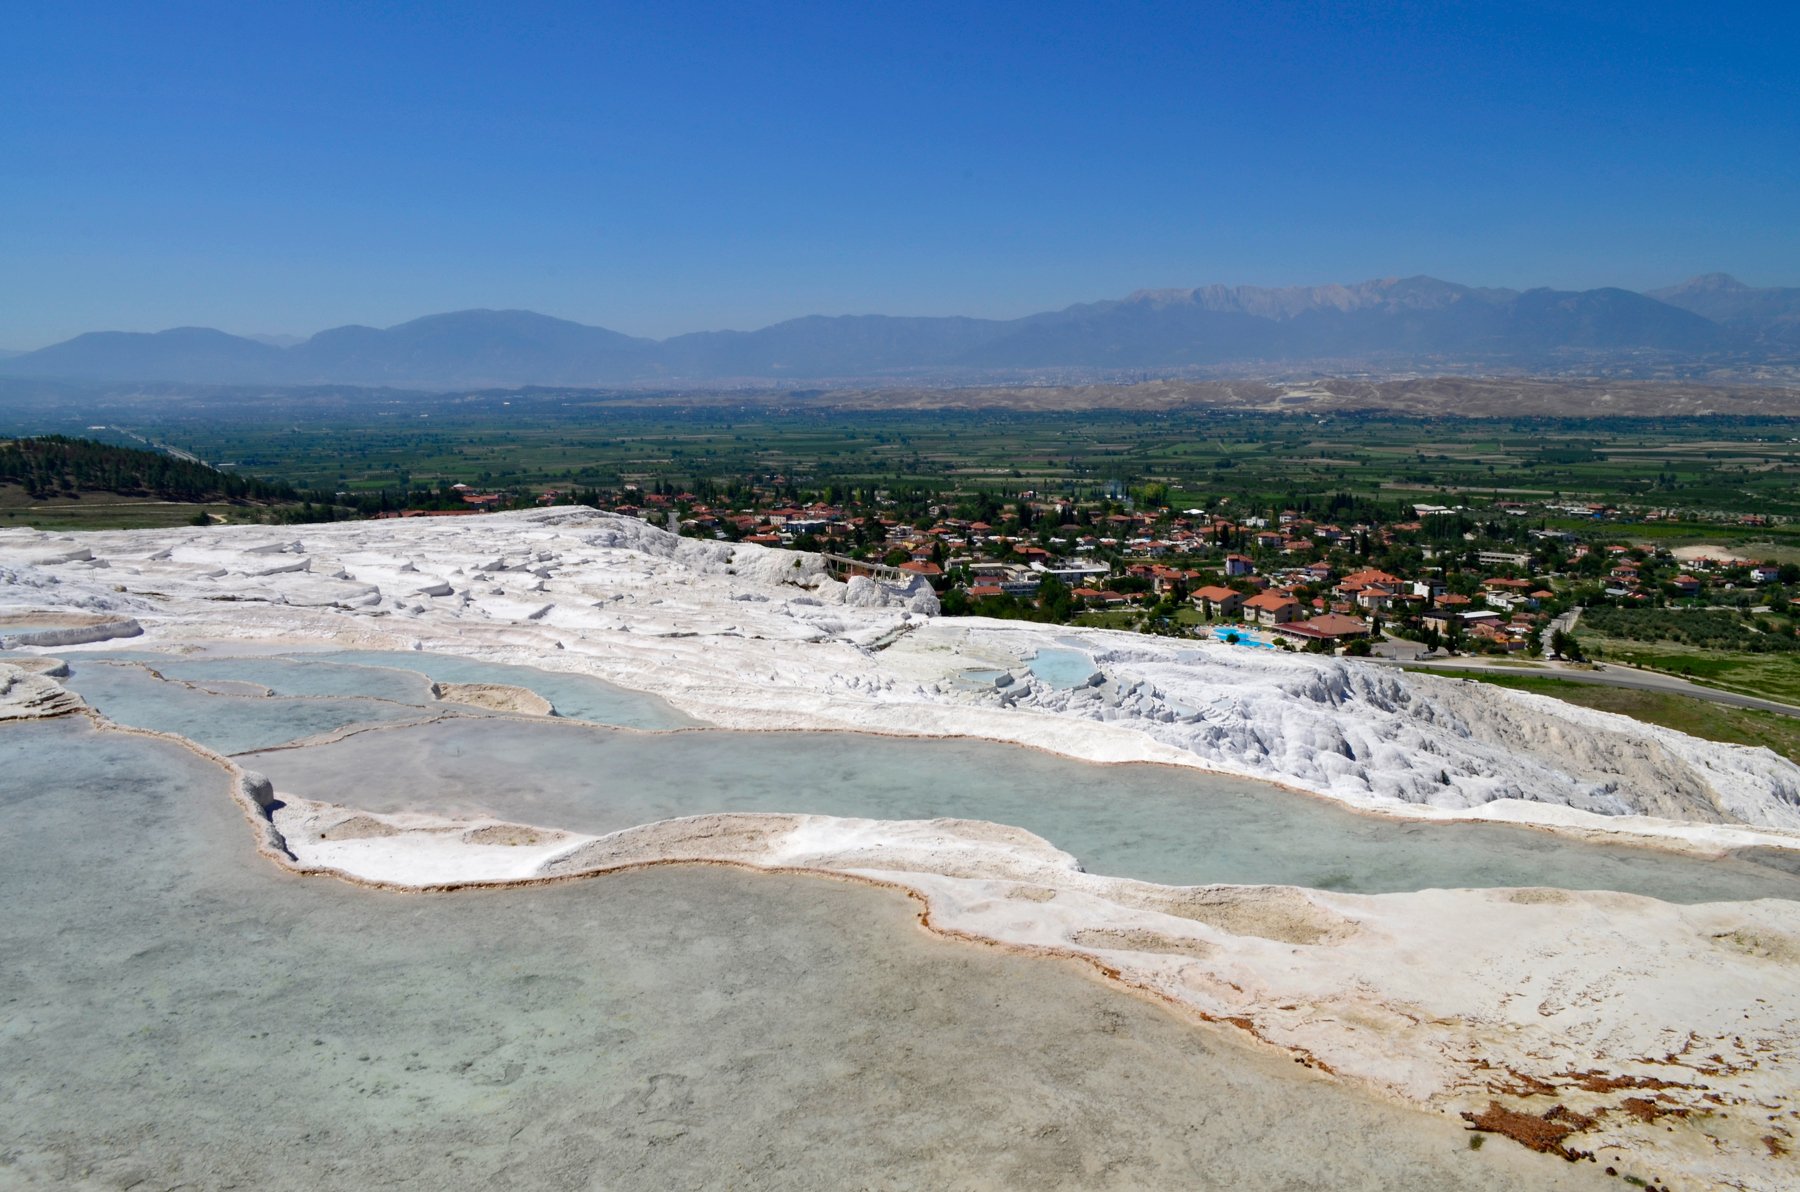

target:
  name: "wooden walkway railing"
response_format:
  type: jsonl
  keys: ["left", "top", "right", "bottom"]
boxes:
{"left": 818, "top": 553, "right": 912, "bottom": 583}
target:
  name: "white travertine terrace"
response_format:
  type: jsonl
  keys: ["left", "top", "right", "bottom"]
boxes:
{"left": 3, "top": 507, "right": 1799, "bottom": 835}
{"left": 0, "top": 660, "right": 83, "bottom": 718}
{"left": 4, "top": 507, "right": 1798, "bottom": 1187}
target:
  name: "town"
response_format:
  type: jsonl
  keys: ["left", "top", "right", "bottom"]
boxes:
{"left": 391, "top": 474, "right": 1797, "bottom": 663}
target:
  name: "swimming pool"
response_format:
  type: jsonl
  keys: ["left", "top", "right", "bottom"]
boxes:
{"left": 1209, "top": 625, "right": 1276, "bottom": 649}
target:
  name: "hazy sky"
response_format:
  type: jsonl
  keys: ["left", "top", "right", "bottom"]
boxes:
{"left": 3, "top": 1, "right": 1796, "bottom": 347}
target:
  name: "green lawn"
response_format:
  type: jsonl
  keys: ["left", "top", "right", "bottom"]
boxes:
{"left": 1071, "top": 608, "right": 1143, "bottom": 630}
{"left": 0, "top": 487, "right": 260, "bottom": 530}
{"left": 1585, "top": 634, "right": 1800, "bottom": 707}
{"left": 1420, "top": 670, "right": 1800, "bottom": 762}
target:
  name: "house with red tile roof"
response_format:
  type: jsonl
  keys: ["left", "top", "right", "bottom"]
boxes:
{"left": 1273, "top": 613, "right": 1371, "bottom": 644}
{"left": 1190, "top": 585, "right": 1243, "bottom": 618}
{"left": 1243, "top": 591, "right": 1301, "bottom": 625}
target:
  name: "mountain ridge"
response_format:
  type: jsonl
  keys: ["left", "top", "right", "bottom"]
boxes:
{"left": 4, "top": 275, "right": 1792, "bottom": 388}
{"left": 1648, "top": 274, "right": 1800, "bottom": 335}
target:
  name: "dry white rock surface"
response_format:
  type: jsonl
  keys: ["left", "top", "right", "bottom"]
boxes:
{"left": 0, "top": 661, "right": 84, "bottom": 718}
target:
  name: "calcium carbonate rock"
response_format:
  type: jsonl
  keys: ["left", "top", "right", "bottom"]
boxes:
{"left": 5, "top": 505, "right": 1799, "bottom": 833}
{"left": 0, "top": 663, "right": 84, "bottom": 719}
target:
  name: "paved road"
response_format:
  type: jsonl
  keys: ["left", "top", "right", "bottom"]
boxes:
{"left": 1369, "top": 602, "right": 1800, "bottom": 717}
{"left": 1367, "top": 654, "right": 1800, "bottom": 718}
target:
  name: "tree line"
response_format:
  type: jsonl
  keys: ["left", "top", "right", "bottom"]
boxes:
{"left": 0, "top": 436, "right": 297, "bottom": 503}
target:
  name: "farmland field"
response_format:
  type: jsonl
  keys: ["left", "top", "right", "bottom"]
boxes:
{"left": 7, "top": 389, "right": 1800, "bottom": 537}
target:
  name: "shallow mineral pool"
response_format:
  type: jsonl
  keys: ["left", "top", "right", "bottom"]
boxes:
{"left": 0, "top": 717, "right": 1610, "bottom": 1190}
{"left": 1029, "top": 647, "right": 1099, "bottom": 689}
{"left": 60, "top": 659, "right": 430, "bottom": 753}
{"left": 48, "top": 650, "right": 1800, "bottom": 901}
{"left": 309, "top": 649, "right": 700, "bottom": 728}
{"left": 149, "top": 653, "right": 440, "bottom": 703}
{"left": 58, "top": 658, "right": 438, "bottom": 754}
{"left": 56, "top": 648, "right": 697, "bottom": 753}
{"left": 244, "top": 715, "right": 1800, "bottom": 903}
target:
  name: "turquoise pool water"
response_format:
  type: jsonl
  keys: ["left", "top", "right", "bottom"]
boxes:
{"left": 47, "top": 647, "right": 1800, "bottom": 902}
{"left": 61, "top": 659, "right": 429, "bottom": 754}
{"left": 59, "top": 648, "right": 698, "bottom": 749}
{"left": 1028, "top": 647, "right": 1099, "bottom": 689}
{"left": 244, "top": 715, "right": 1800, "bottom": 903}
{"left": 0, "top": 716, "right": 1605, "bottom": 1190}
{"left": 311, "top": 650, "right": 699, "bottom": 728}
{"left": 149, "top": 653, "right": 437, "bottom": 703}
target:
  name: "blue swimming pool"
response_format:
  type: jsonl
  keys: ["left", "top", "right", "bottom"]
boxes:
{"left": 1210, "top": 626, "right": 1276, "bottom": 649}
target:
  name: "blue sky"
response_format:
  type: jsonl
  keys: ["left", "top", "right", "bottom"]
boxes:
{"left": 3, "top": 1, "right": 1796, "bottom": 347}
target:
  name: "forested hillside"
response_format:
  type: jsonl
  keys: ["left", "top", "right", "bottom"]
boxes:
{"left": 0, "top": 436, "right": 295, "bottom": 502}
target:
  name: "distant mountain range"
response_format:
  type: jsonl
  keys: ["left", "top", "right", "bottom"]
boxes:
{"left": 1647, "top": 273, "right": 1800, "bottom": 336}
{"left": 6, "top": 275, "right": 1798, "bottom": 389}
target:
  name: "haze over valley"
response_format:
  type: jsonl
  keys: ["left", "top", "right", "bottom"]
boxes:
{"left": 8, "top": 273, "right": 1799, "bottom": 389}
